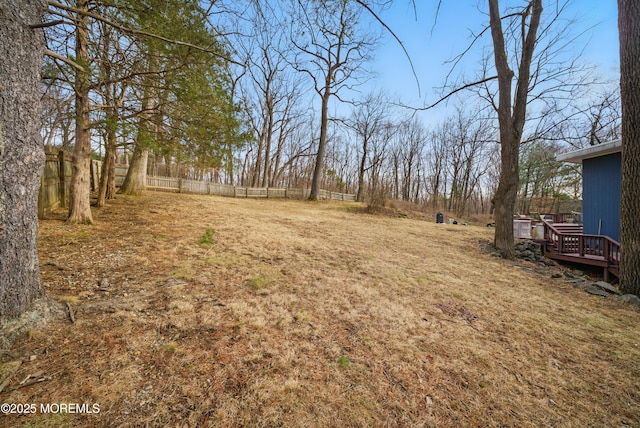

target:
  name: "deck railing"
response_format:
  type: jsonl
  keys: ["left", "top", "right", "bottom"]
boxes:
{"left": 542, "top": 220, "right": 620, "bottom": 265}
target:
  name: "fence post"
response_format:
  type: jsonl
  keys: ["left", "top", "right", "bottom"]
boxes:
{"left": 179, "top": 178, "right": 183, "bottom": 193}
{"left": 58, "top": 150, "right": 66, "bottom": 208}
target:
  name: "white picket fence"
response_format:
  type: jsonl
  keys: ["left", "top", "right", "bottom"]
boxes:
{"left": 115, "top": 168, "right": 355, "bottom": 202}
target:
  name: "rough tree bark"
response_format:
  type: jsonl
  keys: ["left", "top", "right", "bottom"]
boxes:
{"left": 67, "top": 0, "right": 94, "bottom": 224}
{"left": 118, "top": 144, "right": 148, "bottom": 195}
{"left": 97, "top": 119, "right": 117, "bottom": 207}
{"left": 489, "top": 0, "right": 542, "bottom": 259}
{"left": 310, "top": 87, "right": 331, "bottom": 200}
{"left": 118, "top": 53, "right": 157, "bottom": 196}
{"left": 618, "top": 0, "right": 640, "bottom": 296}
{"left": 96, "top": 23, "right": 118, "bottom": 208}
{"left": 0, "top": 0, "right": 47, "bottom": 320}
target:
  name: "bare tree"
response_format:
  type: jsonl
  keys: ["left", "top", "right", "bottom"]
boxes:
{"left": 348, "top": 92, "right": 388, "bottom": 202}
{"left": 444, "top": 107, "right": 492, "bottom": 216}
{"left": 237, "top": 0, "right": 309, "bottom": 189}
{"left": 487, "top": 0, "right": 542, "bottom": 258}
{"left": 367, "top": 122, "right": 393, "bottom": 207}
{"left": 395, "top": 118, "right": 427, "bottom": 203}
{"left": 568, "top": 86, "right": 621, "bottom": 149}
{"left": 95, "top": 15, "right": 130, "bottom": 207}
{"left": 518, "top": 140, "right": 570, "bottom": 214}
{"left": 586, "top": 89, "right": 622, "bottom": 146}
{"left": 618, "top": 0, "right": 640, "bottom": 295}
{"left": 288, "top": 0, "right": 379, "bottom": 200}
{"left": 426, "top": 126, "right": 449, "bottom": 209}
{"left": 40, "top": 69, "right": 74, "bottom": 149}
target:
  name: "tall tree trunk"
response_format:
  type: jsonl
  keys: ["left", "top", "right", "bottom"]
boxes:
{"left": 97, "top": 123, "right": 116, "bottom": 207}
{"left": 252, "top": 134, "right": 264, "bottom": 187}
{"left": 106, "top": 151, "right": 116, "bottom": 199}
{"left": 493, "top": 127, "right": 520, "bottom": 257}
{"left": 96, "top": 23, "right": 117, "bottom": 208}
{"left": 68, "top": 0, "right": 93, "bottom": 224}
{"left": 118, "top": 54, "right": 156, "bottom": 195}
{"left": 261, "top": 115, "right": 274, "bottom": 188}
{"left": 489, "top": 0, "right": 542, "bottom": 258}
{"left": 356, "top": 137, "right": 368, "bottom": 203}
{"left": 119, "top": 144, "right": 148, "bottom": 196}
{"left": 310, "top": 88, "right": 331, "bottom": 200}
{"left": 0, "top": 0, "right": 46, "bottom": 320}
{"left": 271, "top": 128, "right": 285, "bottom": 188}
{"left": 618, "top": 0, "right": 640, "bottom": 295}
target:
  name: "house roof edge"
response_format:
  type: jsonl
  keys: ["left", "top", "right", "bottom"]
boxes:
{"left": 556, "top": 139, "right": 622, "bottom": 163}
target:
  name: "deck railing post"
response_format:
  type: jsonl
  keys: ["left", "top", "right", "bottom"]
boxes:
{"left": 579, "top": 236, "right": 584, "bottom": 257}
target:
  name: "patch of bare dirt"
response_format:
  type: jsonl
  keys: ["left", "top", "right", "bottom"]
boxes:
{"left": 1, "top": 191, "right": 639, "bottom": 427}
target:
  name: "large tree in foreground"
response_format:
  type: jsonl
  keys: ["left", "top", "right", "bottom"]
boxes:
{"left": 618, "top": 0, "right": 640, "bottom": 296}
{"left": 0, "top": 0, "right": 46, "bottom": 320}
{"left": 488, "top": 0, "right": 542, "bottom": 258}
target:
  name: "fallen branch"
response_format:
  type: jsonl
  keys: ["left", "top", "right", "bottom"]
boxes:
{"left": 10, "top": 376, "right": 51, "bottom": 391}
{"left": 19, "top": 370, "right": 44, "bottom": 385}
{"left": 203, "top": 246, "right": 214, "bottom": 257}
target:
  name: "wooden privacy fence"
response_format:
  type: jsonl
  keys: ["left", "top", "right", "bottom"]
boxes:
{"left": 38, "top": 149, "right": 103, "bottom": 218}
{"left": 38, "top": 149, "right": 72, "bottom": 218}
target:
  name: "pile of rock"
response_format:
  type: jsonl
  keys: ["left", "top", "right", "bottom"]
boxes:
{"left": 514, "top": 240, "right": 549, "bottom": 264}
{"left": 479, "top": 239, "right": 553, "bottom": 265}
{"left": 477, "top": 239, "right": 640, "bottom": 308}
{"left": 478, "top": 239, "right": 640, "bottom": 308}
{"left": 553, "top": 271, "right": 640, "bottom": 308}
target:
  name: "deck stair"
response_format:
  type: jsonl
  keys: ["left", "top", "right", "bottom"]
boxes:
{"left": 537, "top": 220, "right": 620, "bottom": 282}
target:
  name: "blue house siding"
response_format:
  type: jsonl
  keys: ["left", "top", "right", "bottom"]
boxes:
{"left": 582, "top": 152, "right": 621, "bottom": 241}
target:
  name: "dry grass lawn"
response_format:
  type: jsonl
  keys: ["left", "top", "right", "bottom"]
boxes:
{"left": 1, "top": 191, "right": 639, "bottom": 427}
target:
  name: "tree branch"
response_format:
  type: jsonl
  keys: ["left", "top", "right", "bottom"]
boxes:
{"left": 30, "top": 19, "right": 67, "bottom": 29}
{"left": 46, "top": 0, "right": 243, "bottom": 67}
{"left": 402, "top": 75, "right": 498, "bottom": 111}
{"left": 44, "top": 49, "right": 85, "bottom": 72}
{"left": 354, "top": 0, "right": 421, "bottom": 96}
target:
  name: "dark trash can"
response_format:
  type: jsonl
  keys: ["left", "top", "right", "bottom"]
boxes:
{"left": 436, "top": 212, "right": 444, "bottom": 224}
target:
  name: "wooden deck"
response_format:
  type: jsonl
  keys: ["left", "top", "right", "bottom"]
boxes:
{"left": 536, "top": 221, "right": 620, "bottom": 282}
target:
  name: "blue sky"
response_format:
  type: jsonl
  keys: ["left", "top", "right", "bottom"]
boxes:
{"left": 363, "top": 0, "right": 620, "bottom": 118}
